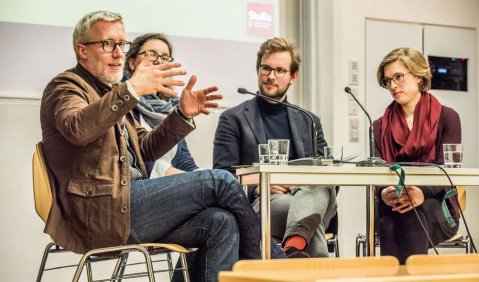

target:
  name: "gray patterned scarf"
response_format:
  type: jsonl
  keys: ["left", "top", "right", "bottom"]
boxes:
{"left": 136, "top": 93, "right": 180, "bottom": 127}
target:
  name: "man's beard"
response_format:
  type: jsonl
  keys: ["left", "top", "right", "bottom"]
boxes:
{"left": 259, "top": 83, "right": 290, "bottom": 102}
{"left": 98, "top": 71, "right": 123, "bottom": 85}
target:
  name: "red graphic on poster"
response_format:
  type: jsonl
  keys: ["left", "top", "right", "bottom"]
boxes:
{"left": 247, "top": 3, "right": 274, "bottom": 37}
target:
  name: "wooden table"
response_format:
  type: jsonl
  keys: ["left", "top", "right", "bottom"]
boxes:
{"left": 236, "top": 165, "right": 479, "bottom": 259}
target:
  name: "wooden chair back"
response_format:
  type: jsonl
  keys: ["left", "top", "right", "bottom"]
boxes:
{"left": 231, "top": 256, "right": 400, "bottom": 279}
{"left": 32, "top": 142, "right": 52, "bottom": 223}
{"left": 406, "top": 253, "right": 479, "bottom": 275}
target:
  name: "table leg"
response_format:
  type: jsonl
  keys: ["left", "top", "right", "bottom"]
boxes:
{"left": 260, "top": 172, "right": 271, "bottom": 259}
{"left": 242, "top": 184, "right": 248, "bottom": 194}
{"left": 367, "top": 185, "right": 376, "bottom": 256}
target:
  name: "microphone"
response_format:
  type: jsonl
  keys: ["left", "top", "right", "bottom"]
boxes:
{"left": 344, "top": 86, "right": 386, "bottom": 166}
{"left": 238, "top": 88, "right": 322, "bottom": 166}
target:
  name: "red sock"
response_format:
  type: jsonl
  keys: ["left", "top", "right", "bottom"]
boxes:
{"left": 284, "top": 235, "right": 307, "bottom": 251}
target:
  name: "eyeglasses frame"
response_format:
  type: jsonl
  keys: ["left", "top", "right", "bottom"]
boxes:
{"left": 380, "top": 72, "right": 412, "bottom": 89}
{"left": 138, "top": 50, "right": 174, "bottom": 63}
{"left": 258, "top": 64, "right": 290, "bottom": 78}
{"left": 81, "top": 40, "right": 132, "bottom": 53}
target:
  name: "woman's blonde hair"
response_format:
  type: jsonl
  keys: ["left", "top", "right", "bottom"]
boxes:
{"left": 377, "top": 47, "right": 431, "bottom": 92}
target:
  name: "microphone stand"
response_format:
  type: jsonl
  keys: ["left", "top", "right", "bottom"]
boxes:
{"left": 237, "top": 88, "right": 323, "bottom": 166}
{"left": 344, "top": 86, "right": 387, "bottom": 257}
{"left": 344, "top": 87, "right": 386, "bottom": 167}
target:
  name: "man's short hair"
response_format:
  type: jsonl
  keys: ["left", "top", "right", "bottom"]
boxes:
{"left": 73, "top": 10, "right": 123, "bottom": 60}
{"left": 256, "top": 37, "right": 302, "bottom": 75}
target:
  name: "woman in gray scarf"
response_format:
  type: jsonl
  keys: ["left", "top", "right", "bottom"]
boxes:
{"left": 125, "top": 33, "right": 199, "bottom": 177}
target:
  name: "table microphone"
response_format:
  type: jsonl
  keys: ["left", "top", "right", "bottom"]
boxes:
{"left": 344, "top": 86, "right": 386, "bottom": 167}
{"left": 237, "top": 87, "right": 322, "bottom": 166}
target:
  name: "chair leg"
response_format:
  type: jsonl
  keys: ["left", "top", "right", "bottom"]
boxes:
{"left": 111, "top": 252, "right": 129, "bottom": 281}
{"left": 73, "top": 245, "right": 156, "bottom": 282}
{"left": 334, "top": 238, "right": 340, "bottom": 258}
{"left": 36, "top": 242, "right": 57, "bottom": 282}
{"left": 86, "top": 260, "right": 93, "bottom": 282}
{"left": 355, "top": 234, "right": 363, "bottom": 257}
{"left": 179, "top": 253, "right": 190, "bottom": 282}
{"left": 466, "top": 236, "right": 471, "bottom": 254}
{"left": 166, "top": 252, "right": 174, "bottom": 281}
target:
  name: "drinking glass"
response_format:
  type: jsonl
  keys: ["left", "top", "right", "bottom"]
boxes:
{"left": 443, "top": 144, "right": 463, "bottom": 168}
{"left": 268, "top": 139, "right": 289, "bottom": 165}
{"left": 323, "top": 146, "right": 343, "bottom": 166}
{"left": 258, "top": 144, "right": 270, "bottom": 164}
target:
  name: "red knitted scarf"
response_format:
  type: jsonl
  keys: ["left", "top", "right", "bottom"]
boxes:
{"left": 380, "top": 92, "right": 442, "bottom": 163}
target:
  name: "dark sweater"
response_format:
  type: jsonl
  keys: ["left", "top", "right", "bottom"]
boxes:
{"left": 373, "top": 105, "right": 462, "bottom": 220}
{"left": 257, "top": 97, "right": 297, "bottom": 159}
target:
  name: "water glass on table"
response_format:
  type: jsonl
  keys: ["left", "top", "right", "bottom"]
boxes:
{"left": 268, "top": 139, "right": 290, "bottom": 165}
{"left": 258, "top": 144, "right": 270, "bottom": 164}
{"left": 443, "top": 144, "right": 463, "bottom": 168}
{"left": 323, "top": 146, "right": 343, "bottom": 166}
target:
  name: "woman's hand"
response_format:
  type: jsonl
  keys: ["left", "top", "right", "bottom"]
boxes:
{"left": 381, "top": 186, "right": 397, "bottom": 207}
{"left": 382, "top": 186, "right": 424, "bottom": 213}
{"left": 391, "top": 186, "right": 424, "bottom": 213}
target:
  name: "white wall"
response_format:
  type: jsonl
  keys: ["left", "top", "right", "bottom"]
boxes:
{"left": 325, "top": 0, "right": 479, "bottom": 258}
{"left": 0, "top": 1, "right": 280, "bottom": 280}
{"left": 1, "top": 1, "right": 479, "bottom": 280}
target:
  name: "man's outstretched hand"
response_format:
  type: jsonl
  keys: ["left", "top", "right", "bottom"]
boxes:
{"left": 178, "top": 75, "right": 223, "bottom": 118}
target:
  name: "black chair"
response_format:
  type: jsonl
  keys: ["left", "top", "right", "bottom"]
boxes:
{"left": 326, "top": 211, "right": 340, "bottom": 257}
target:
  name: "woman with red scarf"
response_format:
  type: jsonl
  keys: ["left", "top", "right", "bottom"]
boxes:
{"left": 373, "top": 48, "right": 461, "bottom": 264}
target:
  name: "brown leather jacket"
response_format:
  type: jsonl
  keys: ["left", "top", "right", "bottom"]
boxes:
{"left": 40, "top": 64, "right": 194, "bottom": 254}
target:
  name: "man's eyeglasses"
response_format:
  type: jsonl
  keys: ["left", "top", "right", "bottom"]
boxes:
{"left": 259, "top": 65, "right": 290, "bottom": 78}
{"left": 82, "top": 40, "right": 131, "bottom": 53}
{"left": 380, "top": 72, "right": 411, "bottom": 88}
{"left": 138, "top": 50, "right": 174, "bottom": 63}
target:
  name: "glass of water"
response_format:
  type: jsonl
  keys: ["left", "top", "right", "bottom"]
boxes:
{"left": 268, "top": 139, "right": 290, "bottom": 165}
{"left": 258, "top": 144, "right": 270, "bottom": 164}
{"left": 323, "top": 146, "right": 343, "bottom": 166}
{"left": 443, "top": 144, "right": 463, "bottom": 168}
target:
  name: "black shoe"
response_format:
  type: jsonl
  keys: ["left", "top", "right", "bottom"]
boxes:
{"left": 285, "top": 247, "right": 310, "bottom": 258}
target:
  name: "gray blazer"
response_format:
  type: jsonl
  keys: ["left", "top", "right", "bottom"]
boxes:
{"left": 213, "top": 97, "right": 328, "bottom": 176}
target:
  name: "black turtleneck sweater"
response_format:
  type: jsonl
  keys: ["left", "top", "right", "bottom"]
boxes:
{"left": 256, "top": 96, "right": 297, "bottom": 159}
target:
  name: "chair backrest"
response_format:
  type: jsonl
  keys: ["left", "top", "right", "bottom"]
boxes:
{"left": 233, "top": 256, "right": 399, "bottom": 275}
{"left": 456, "top": 185, "right": 466, "bottom": 211}
{"left": 406, "top": 253, "right": 479, "bottom": 275}
{"left": 32, "top": 142, "right": 52, "bottom": 223}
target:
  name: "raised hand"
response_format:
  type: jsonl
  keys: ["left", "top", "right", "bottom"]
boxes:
{"left": 128, "top": 55, "right": 186, "bottom": 96}
{"left": 178, "top": 75, "right": 223, "bottom": 118}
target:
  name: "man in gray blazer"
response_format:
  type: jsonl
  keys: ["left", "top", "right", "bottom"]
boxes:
{"left": 213, "top": 37, "right": 337, "bottom": 258}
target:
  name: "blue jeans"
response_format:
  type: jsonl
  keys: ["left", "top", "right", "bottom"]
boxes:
{"left": 128, "top": 169, "right": 285, "bottom": 282}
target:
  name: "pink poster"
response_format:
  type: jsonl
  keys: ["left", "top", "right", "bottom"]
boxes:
{"left": 247, "top": 2, "right": 274, "bottom": 37}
